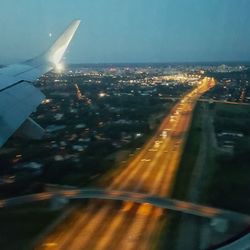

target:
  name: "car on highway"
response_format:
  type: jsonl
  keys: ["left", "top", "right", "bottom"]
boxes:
{"left": 141, "top": 158, "right": 151, "bottom": 162}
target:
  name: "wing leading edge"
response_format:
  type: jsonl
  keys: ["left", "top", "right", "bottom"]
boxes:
{"left": 0, "top": 20, "right": 81, "bottom": 147}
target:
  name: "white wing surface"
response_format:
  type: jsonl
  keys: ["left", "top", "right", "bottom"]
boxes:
{"left": 0, "top": 20, "right": 81, "bottom": 147}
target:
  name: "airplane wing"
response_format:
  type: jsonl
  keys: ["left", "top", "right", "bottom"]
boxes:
{"left": 0, "top": 20, "right": 81, "bottom": 147}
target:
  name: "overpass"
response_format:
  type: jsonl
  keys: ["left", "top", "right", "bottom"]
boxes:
{"left": 1, "top": 188, "right": 250, "bottom": 224}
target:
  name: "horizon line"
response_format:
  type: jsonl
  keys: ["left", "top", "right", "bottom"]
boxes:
{"left": 67, "top": 60, "right": 250, "bottom": 65}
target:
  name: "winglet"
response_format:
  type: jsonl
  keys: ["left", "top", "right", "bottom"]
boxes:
{"left": 45, "top": 19, "right": 81, "bottom": 66}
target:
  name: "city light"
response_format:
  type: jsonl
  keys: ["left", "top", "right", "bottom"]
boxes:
{"left": 42, "top": 99, "right": 51, "bottom": 104}
{"left": 99, "top": 92, "right": 106, "bottom": 98}
{"left": 55, "top": 62, "right": 64, "bottom": 73}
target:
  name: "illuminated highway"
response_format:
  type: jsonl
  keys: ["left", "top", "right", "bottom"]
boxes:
{"left": 37, "top": 78, "right": 215, "bottom": 250}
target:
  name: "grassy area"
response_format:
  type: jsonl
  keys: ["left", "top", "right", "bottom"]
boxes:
{"left": 204, "top": 103, "right": 250, "bottom": 214}
{"left": 155, "top": 212, "right": 180, "bottom": 250}
{"left": 158, "top": 103, "right": 250, "bottom": 249}
{"left": 170, "top": 102, "right": 204, "bottom": 200}
{"left": 213, "top": 103, "right": 250, "bottom": 135}
{"left": 157, "top": 102, "right": 205, "bottom": 249}
{"left": 0, "top": 203, "right": 61, "bottom": 250}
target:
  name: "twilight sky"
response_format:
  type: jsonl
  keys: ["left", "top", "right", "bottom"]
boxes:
{"left": 1, "top": 0, "right": 250, "bottom": 64}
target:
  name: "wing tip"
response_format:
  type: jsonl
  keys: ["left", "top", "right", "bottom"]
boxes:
{"left": 46, "top": 19, "right": 81, "bottom": 65}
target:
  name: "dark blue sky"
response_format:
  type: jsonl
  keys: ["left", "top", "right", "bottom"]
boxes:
{"left": 1, "top": 0, "right": 250, "bottom": 64}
